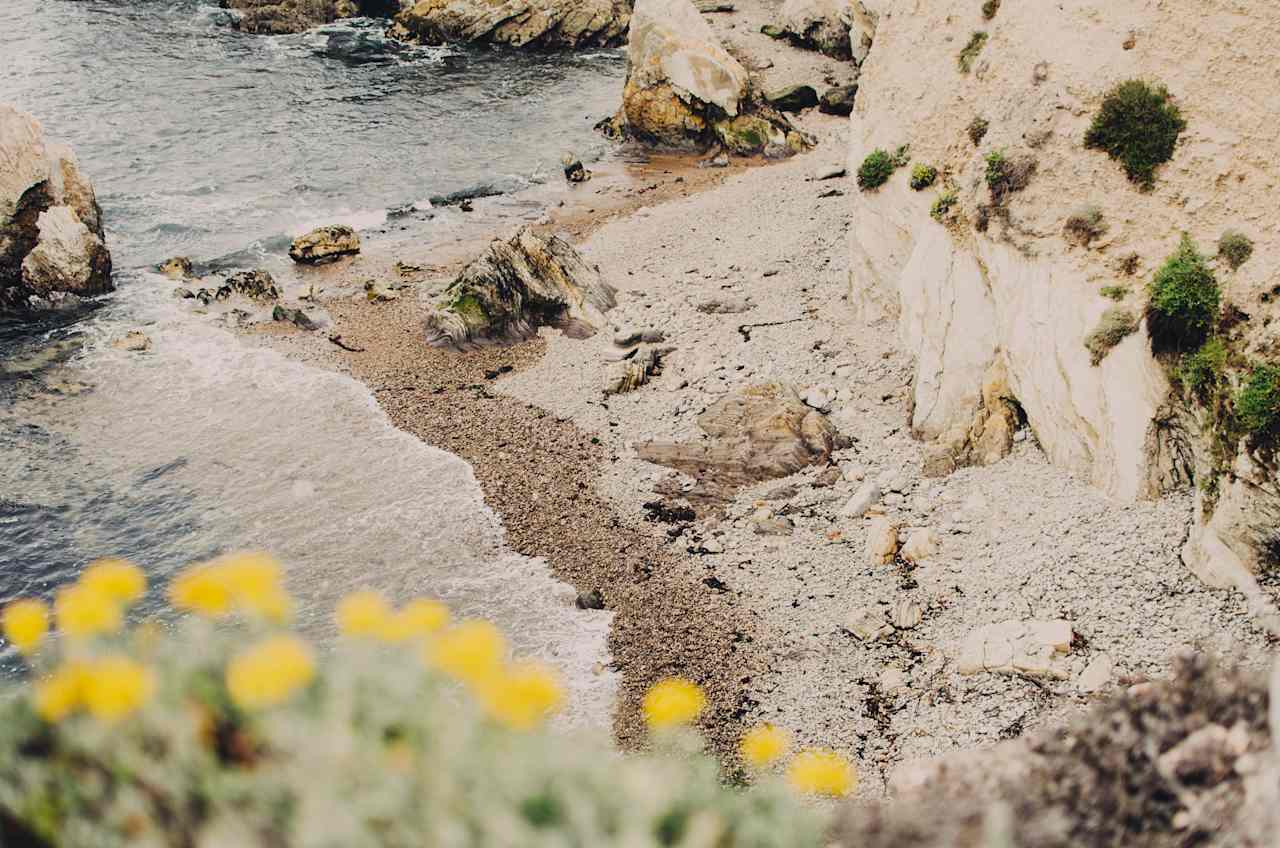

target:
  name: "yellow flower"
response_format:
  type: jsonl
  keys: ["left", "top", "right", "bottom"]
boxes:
{"left": 740, "top": 723, "right": 789, "bottom": 767}
{"left": 226, "top": 635, "right": 315, "bottom": 710}
{"left": 478, "top": 662, "right": 565, "bottom": 730}
{"left": 3, "top": 599, "right": 49, "bottom": 654}
{"left": 169, "top": 564, "right": 233, "bottom": 617}
{"left": 55, "top": 584, "right": 122, "bottom": 639}
{"left": 642, "top": 678, "right": 706, "bottom": 729}
{"left": 336, "top": 590, "right": 392, "bottom": 637}
{"left": 34, "top": 662, "right": 88, "bottom": 723}
{"left": 786, "top": 748, "right": 857, "bottom": 798}
{"left": 425, "top": 620, "right": 506, "bottom": 685}
{"left": 80, "top": 559, "right": 146, "bottom": 604}
{"left": 82, "top": 655, "right": 155, "bottom": 722}
{"left": 379, "top": 598, "right": 450, "bottom": 642}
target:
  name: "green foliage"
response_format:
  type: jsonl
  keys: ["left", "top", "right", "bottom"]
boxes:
{"left": 967, "top": 117, "right": 989, "bottom": 146}
{"left": 891, "top": 144, "right": 912, "bottom": 168}
{"left": 958, "top": 32, "right": 988, "bottom": 74}
{"left": 1145, "top": 235, "right": 1221, "bottom": 353}
{"left": 1099, "top": 285, "right": 1129, "bottom": 301}
{"left": 930, "top": 190, "right": 959, "bottom": 222}
{"left": 984, "top": 150, "right": 1035, "bottom": 204}
{"left": 981, "top": 0, "right": 1001, "bottom": 20}
{"left": 1218, "top": 230, "right": 1254, "bottom": 271}
{"left": 1063, "top": 205, "right": 1108, "bottom": 246}
{"left": 857, "top": 149, "right": 895, "bottom": 190}
{"left": 909, "top": 164, "right": 938, "bottom": 191}
{"left": 1176, "top": 337, "right": 1228, "bottom": 400}
{"left": 1084, "top": 307, "right": 1139, "bottom": 366}
{"left": 1235, "top": 364, "right": 1280, "bottom": 437}
{"left": 1083, "top": 80, "right": 1186, "bottom": 189}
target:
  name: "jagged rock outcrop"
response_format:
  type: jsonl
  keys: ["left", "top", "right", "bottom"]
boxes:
{"left": 221, "top": 0, "right": 400, "bottom": 34}
{"left": 424, "top": 227, "right": 616, "bottom": 348}
{"left": 846, "top": 0, "right": 1280, "bottom": 589}
{"left": 600, "top": 0, "right": 808, "bottom": 156}
{"left": 1, "top": 105, "right": 112, "bottom": 313}
{"left": 389, "top": 0, "right": 629, "bottom": 48}
{"left": 288, "top": 224, "right": 361, "bottom": 264}
{"left": 777, "top": 0, "right": 876, "bottom": 63}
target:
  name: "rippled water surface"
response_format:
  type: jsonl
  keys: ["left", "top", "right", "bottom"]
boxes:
{"left": 0, "top": 0, "right": 623, "bottom": 724}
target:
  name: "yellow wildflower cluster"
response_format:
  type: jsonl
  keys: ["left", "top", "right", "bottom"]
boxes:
{"left": 226, "top": 635, "right": 316, "bottom": 710}
{"left": 642, "top": 677, "right": 706, "bottom": 729}
{"left": 2, "top": 599, "right": 49, "bottom": 654}
{"left": 169, "top": 552, "right": 291, "bottom": 621}
{"left": 3, "top": 557, "right": 146, "bottom": 655}
{"left": 336, "top": 590, "right": 451, "bottom": 642}
{"left": 740, "top": 723, "right": 789, "bottom": 767}
{"left": 785, "top": 748, "right": 857, "bottom": 798}
{"left": 34, "top": 656, "right": 154, "bottom": 723}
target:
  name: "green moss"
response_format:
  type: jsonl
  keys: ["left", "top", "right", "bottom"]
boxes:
{"left": 958, "top": 32, "right": 988, "bottom": 74}
{"left": 1235, "top": 364, "right": 1280, "bottom": 438}
{"left": 1083, "top": 80, "right": 1186, "bottom": 189}
{"left": 1145, "top": 235, "right": 1220, "bottom": 353}
{"left": 857, "top": 149, "right": 895, "bottom": 190}
{"left": 1084, "top": 307, "right": 1139, "bottom": 366}
{"left": 1063, "top": 205, "right": 1107, "bottom": 246}
{"left": 930, "top": 190, "right": 959, "bottom": 222}
{"left": 910, "top": 164, "right": 938, "bottom": 190}
{"left": 1176, "top": 337, "right": 1228, "bottom": 400}
{"left": 981, "top": 0, "right": 1000, "bottom": 19}
{"left": 1099, "top": 285, "right": 1129, "bottom": 301}
{"left": 450, "top": 292, "right": 490, "bottom": 325}
{"left": 1217, "top": 230, "right": 1254, "bottom": 271}
{"left": 967, "top": 117, "right": 989, "bottom": 146}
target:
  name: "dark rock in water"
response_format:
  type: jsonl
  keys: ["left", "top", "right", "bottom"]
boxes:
{"left": 193, "top": 269, "right": 279, "bottom": 304}
{"left": 424, "top": 227, "right": 616, "bottom": 349}
{"left": 388, "top": 0, "right": 630, "bottom": 49}
{"left": 562, "top": 154, "right": 590, "bottom": 183}
{"left": 158, "top": 256, "right": 194, "bottom": 280}
{"left": 819, "top": 84, "right": 858, "bottom": 116}
{"left": 288, "top": 225, "right": 360, "bottom": 265}
{"left": 220, "top": 0, "right": 396, "bottom": 35}
{"left": 173, "top": 287, "right": 196, "bottom": 299}
{"left": 575, "top": 589, "right": 605, "bottom": 610}
{"left": 763, "top": 85, "right": 819, "bottom": 113}
{"left": 272, "top": 305, "right": 319, "bottom": 330}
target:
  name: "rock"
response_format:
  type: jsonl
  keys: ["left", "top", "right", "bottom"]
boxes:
{"left": 752, "top": 514, "right": 795, "bottom": 535}
{"left": 813, "top": 466, "right": 842, "bottom": 487}
{"left": 288, "top": 224, "right": 361, "bottom": 265}
{"left": 900, "top": 528, "right": 939, "bottom": 563}
{"left": 110, "top": 331, "right": 151, "bottom": 352}
{"left": 760, "top": 23, "right": 785, "bottom": 38}
{"left": 424, "top": 227, "right": 616, "bottom": 349}
{"left": 865, "top": 516, "right": 898, "bottom": 564}
{"left": 763, "top": 85, "right": 819, "bottom": 113}
{"left": 921, "top": 444, "right": 957, "bottom": 478}
{"left": 957, "top": 619, "right": 1074, "bottom": 679}
{"left": 605, "top": 0, "right": 804, "bottom": 155}
{"left": 220, "top": 0, "right": 371, "bottom": 34}
{"left": 696, "top": 294, "right": 753, "bottom": 314}
{"left": 174, "top": 287, "right": 196, "bottom": 299}
{"left": 778, "top": 0, "right": 874, "bottom": 61}
{"left": 801, "top": 384, "right": 834, "bottom": 412}
{"left": 1156, "top": 724, "right": 1247, "bottom": 788}
{"left": 192, "top": 269, "right": 279, "bottom": 305}
{"left": 1076, "top": 652, "right": 1113, "bottom": 693}
{"left": 841, "top": 481, "right": 880, "bottom": 518}
{"left": 879, "top": 666, "right": 908, "bottom": 693}
{"left": 818, "top": 84, "right": 858, "bottom": 116}
{"left": 364, "top": 280, "right": 401, "bottom": 302}
{"left": 158, "top": 256, "right": 194, "bottom": 280}
{"left": 606, "top": 343, "right": 665, "bottom": 394}
{"left": 390, "top": 0, "right": 629, "bottom": 48}
{"left": 1, "top": 105, "right": 112, "bottom": 313}
{"left": 890, "top": 599, "right": 923, "bottom": 630}
{"left": 575, "top": 589, "right": 605, "bottom": 610}
{"left": 562, "top": 153, "right": 591, "bottom": 183}
{"left": 846, "top": 606, "right": 892, "bottom": 641}
{"left": 841, "top": 463, "right": 866, "bottom": 482}
{"left": 636, "top": 382, "right": 839, "bottom": 490}
{"left": 272, "top": 305, "right": 319, "bottom": 330}
{"left": 813, "top": 164, "right": 847, "bottom": 181}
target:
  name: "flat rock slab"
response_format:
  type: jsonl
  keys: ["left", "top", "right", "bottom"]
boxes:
{"left": 957, "top": 619, "right": 1074, "bottom": 680}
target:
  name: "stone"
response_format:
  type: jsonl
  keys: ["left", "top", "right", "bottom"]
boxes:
{"left": 158, "top": 256, "right": 194, "bottom": 280}
{"left": 696, "top": 294, "right": 754, "bottom": 314}
{"left": 288, "top": 224, "right": 361, "bottom": 265}
{"left": 890, "top": 598, "right": 923, "bottom": 630}
{"left": 221, "top": 0, "right": 372, "bottom": 35}
{"left": 763, "top": 85, "right": 819, "bottom": 113}
{"left": 921, "top": 444, "right": 957, "bottom": 478}
{"left": 846, "top": 606, "right": 892, "bottom": 641}
{"left": 1076, "top": 652, "right": 1113, "bottom": 693}
{"left": 777, "top": 0, "right": 869, "bottom": 60}
{"left": 562, "top": 154, "right": 590, "bottom": 183}
{"left": 841, "top": 481, "right": 880, "bottom": 518}
{"left": 802, "top": 383, "right": 834, "bottom": 412}
{"left": 606, "top": 343, "right": 666, "bottom": 394}
{"left": 390, "top": 0, "right": 629, "bottom": 48}
{"left": 364, "top": 280, "right": 401, "bottom": 302}
{"left": 841, "top": 463, "right": 865, "bottom": 482}
{"left": 752, "top": 514, "right": 795, "bottom": 535}
{"left": 879, "top": 666, "right": 908, "bottom": 692}
{"left": 424, "top": 227, "right": 616, "bottom": 349}
{"left": 20, "top": 206, "right": 112, "bottom": 297}
{"left": 814, "top": 164, "right": 847, "bottom": 181}
{"left": 272, "top": 305, "right": 319, "bottom": 331}
{"left": 865, "top": 516, "right": 898, "bottom": 564}
{"left": 900, "top": 528, "right": 939, "bottom": 564}
{"left": 1156, "top": 724, "right": 1245, "bottom": 787}
{"left": 575, "top": 589, "right": 605, "bottom": 610}
{"left": 957, "top": 619, "right": 1074, "bottom": 679}
{"left": 818, "top": 84, "right": 858, "bottom": 116}
{"left": 813, "top": 466, "right": 842, "bottom": 487}
{"left": 110, "top": 331, "right": 151, "bottom": 352}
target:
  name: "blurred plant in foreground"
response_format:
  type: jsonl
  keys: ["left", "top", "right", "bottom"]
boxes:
{"left": 0, "top": 553, "right": 852, "bottom": 847}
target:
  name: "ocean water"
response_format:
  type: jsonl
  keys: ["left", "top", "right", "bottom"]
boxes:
{"left": 0, "top": 0, "right": 626, "bottom": 726}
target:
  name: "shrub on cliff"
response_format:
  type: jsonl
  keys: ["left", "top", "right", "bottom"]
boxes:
{"left": 858, "top": 149, "right": 896, "bottom": 190}
{"left": 1084, "top": 80, "right": 1186, "bottom": 189}
{"left": 1084, "top": 307, "right": 1139, "bottom": 365}
{"left": 0, "top": 555, "right": 842, "bottom": 847}
{"left": 1176, "top": 337, "right": 1228, "bottom": 401}
{"left": 1236, "top": 364, "right": 1280, "bottom": 438}
{"left": 1063, "top": 205, "right": 1107, "bottom": 246}
{"left": 1146, "top": 235, "right": 1220, "bottom": 353}
{"left": 958, "top": 32, "right": 988, "bottom": 74}
{"left": 909, "top": 164, "right": 938, "bottom": 190}
{"left": 967, "top": 117, "right": 989, "bottom": 146}
{"left": 930, "top": 190, "right": 959, "bottom": 222}
{"left": 1218, "top": 230, "right": 1254, "bottom": 271}
{"left": 981, "top": 0, "right": 1001, "bottom": 20}
{"left": 985, "top": 150, "right": 1035, "bottom": 204}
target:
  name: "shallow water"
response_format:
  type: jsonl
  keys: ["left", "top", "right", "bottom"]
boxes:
{"left": 0, "top": 0, "right": 625, "bottom": 726}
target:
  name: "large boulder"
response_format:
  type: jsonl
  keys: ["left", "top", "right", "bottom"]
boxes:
{"left": 424, "top": 227, "right": 616, "bottom": 348}
{"left": 389, "top": 0, "right": 629, "bottom": 48}
{"left": 219, "top": 0, "right": 399, "bottom": 34}
{"left": 603, "top": 0, "right": 807, "bottom": 155}
{"left": 289, "top": 224, "right": 361, "bottom": 264}
{"left": 777, "top": 0, "right": 876, "bottom": 63}
{"left": 1, "top": 105, "right": 112, "bottom": 313}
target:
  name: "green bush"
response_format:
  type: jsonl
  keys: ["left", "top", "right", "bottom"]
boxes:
{"left": 1176, "top": 337, "right": 1228, "bottom": 399}
{"left": 985, "top": 150, "right": 1035, "bottom": 203}
{"left": 958, "top": 32, "right": 988, "bottom": 74}
{"left": 1084, "top": 307, "right": 1139, "bottom": 365}
{"left": 1099, "top": 285, "right": 1129, "bottom": 301}
{"left": 967, "top": 117, "right": 989, "bottom": 146}
{"left": 1083, "top": 80, "right": 1186, "bottom": 189}
{"left": 857, "top": 149, "right": 895, "bottom": 190}
{"left": 910, "top": 164, "right": 938, "bottom": 190}
{"left": 930, "top": 190, "right": 959, "bottom": 222}
{"left": 1063, "top": 205, "right": 1108, "bottom": 246}
{"left": 1236, "top": 364, "right": 1280, "bottom": 437}
{"left": 982, "top": 0, "right": 1001, "bottom": 19}
{"left": 1218, "top": 230, "right": 1254, "bottom": 270}
{"left": 1145, "top": 235, "right": 1220, "bottom": 352}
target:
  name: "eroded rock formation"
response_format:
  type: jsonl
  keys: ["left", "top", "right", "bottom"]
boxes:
{"left": 388, "top": 0, "right": 629, "bottom": 48}
{"left": 221, "top": 0, "right": 399, "bottom": 34}
{"left": 1, "top": 105, "right": 112, "bottom": 314}
{"left": 289, "top": 224, "right": 361, "bottom": 264}
{"left": 777, "top": 0, "right": 877, "bottom": 63}
{"left": 424, "top": 227, "right": 616, "bottom": 348}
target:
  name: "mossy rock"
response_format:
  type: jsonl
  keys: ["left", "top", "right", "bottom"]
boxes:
{"left": 713, "top": 114, "right": 790, "bottom": 156}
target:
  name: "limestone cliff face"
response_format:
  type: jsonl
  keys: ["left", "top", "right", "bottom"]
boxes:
{"left": 846, "top": 0, "right": 1280, "bottom": 584}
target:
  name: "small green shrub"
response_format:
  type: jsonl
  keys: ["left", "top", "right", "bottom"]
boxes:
{"left": 1236, "top": 364, "right": 1280, "bottom": 438}
{"left": 930, "top": 190, "right": 959, "bottom": 222}
{"left": 857, "top": 149, "right": 895, "bottom": 190}
{"left": 1176, "top": 337, "right": 1228, "bottom": 400}
{"left": 1119, "top": 253, "right": 1141, "bottom": 276}
{"left": 967, "top": 117, "right": 989, "bottom": 146}
{"left": 958, "top": 32, "right": 988, "bottom": 74}
{"left": 910, "top": 164, "right": 938, "bottom": 190}
{"left": 1063, "top": 205, "right": 1108, "bottom": 246}
{"left": 985, "top": 150, "right": 1035, "bottom": 203}
{"left": 1084, "top": 307, "right": 1139, "bottom": 365}
{"left": 1145, "top": 235, "right": 1220, "bottom": 353}
{"left": 1218, "top": 230, "right": 1254, "bottom": 271}
{"left": 891, "top": 144, "right": 912, "bottom": 168}
{"left": 981, "top": 0, "right": 1001, "bottom": 19}
{"left": 1100, "top": 285, "right": 1129, "bottom": 301}
{"left": 1083, "top": 80, "right": 1186, "bottom": 189}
